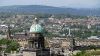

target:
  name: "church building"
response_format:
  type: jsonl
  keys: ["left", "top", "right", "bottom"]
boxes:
{"left": 7, "top": 18, "right": 50, "bottom": 56}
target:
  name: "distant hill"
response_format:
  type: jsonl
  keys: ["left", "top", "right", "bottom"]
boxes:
{"left": 0, "top": 5, "right": 100, "bottom": 16}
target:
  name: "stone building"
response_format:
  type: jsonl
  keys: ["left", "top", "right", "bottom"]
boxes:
{"left": 7, "top": 18, "right": 50, "bottom": 56}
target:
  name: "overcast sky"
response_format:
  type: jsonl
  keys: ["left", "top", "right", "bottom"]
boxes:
{"left": 0, "top": 0, "right": 100, "bottom": 8}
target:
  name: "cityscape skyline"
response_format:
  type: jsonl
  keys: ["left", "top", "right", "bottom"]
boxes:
{"left": 0, "top": 0, "right": 100, "bottom": 8}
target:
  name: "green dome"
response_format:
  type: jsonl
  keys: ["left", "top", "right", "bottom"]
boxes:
{"left": 30, "top": 24, "right": 44, "bottom": 33}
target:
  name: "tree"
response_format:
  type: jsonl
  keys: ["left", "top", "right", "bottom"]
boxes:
{"left": 89, "top": 45, "right": 96, "bottom": 51}
{"left": 0, "top": 39, "right": 19, "bottom": 53}
{"left": 73, "top": 50, "right": 91, "bottom": 56}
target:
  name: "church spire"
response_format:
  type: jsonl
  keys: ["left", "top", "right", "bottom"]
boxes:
{"left": 7, "top": 24, "right": 11, "bottom": 39}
